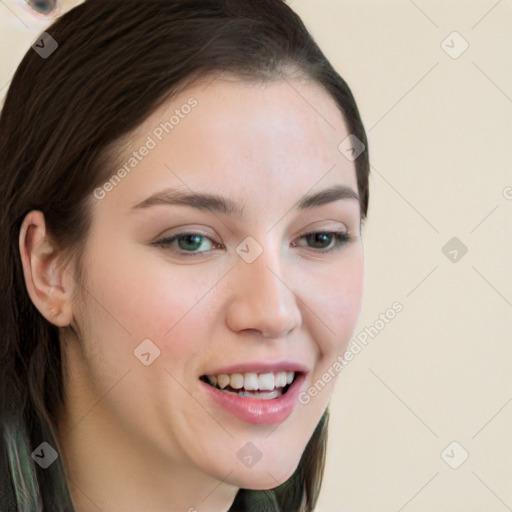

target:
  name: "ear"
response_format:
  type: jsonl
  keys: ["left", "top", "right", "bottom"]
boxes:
{"left": 19, "top": 210, "right": 76, "bottom": 327}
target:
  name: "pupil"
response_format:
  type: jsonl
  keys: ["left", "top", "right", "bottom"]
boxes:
{"left": 179, "top": 234, "right": 202, "bottom": 251}
{"left": 308, "top": 232, "right": 331, "bottom": 248}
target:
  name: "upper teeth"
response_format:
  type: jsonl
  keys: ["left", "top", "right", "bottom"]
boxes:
{"left": 207, "top": 371, "right": 295, "bottom": 391}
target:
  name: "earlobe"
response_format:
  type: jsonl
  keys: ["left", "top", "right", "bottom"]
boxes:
{"left": 19, "top": 210, "right": 75, "bottom": 327}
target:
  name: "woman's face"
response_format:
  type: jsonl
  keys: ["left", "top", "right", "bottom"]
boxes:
{"left": 63, "top": 77, "right": 364, "bottom": 492}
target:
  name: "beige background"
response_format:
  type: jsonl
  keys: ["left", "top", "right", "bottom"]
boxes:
{"left": 1, "top": 1, "right": 511, "bottom": 511}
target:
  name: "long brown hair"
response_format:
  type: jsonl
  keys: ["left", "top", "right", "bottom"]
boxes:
{"left": 0, "top": 1, "right": 369, "bottom": 510}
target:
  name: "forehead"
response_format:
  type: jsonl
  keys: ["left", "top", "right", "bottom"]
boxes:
{"left": 99, "top": 77, "right": 359, "bottom": 217}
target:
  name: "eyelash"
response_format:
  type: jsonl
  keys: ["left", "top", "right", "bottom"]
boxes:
{"left": 152, "top": 230, "right": 351, "bottom": 257}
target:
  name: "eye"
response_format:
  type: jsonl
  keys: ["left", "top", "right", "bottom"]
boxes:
{"left": 25, "top": 0, "right": 58, "bottom": 16}
{"left": 152, "top": 232, "right": 222, "bottom": 257}
{"left": 153, "top": 229, "right": 350, "bottom": 257}
{"left": 292, "top": 231, "right": 350, "bottom": 253}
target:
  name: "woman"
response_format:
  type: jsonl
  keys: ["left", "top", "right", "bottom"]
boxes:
{"left": 0, "top": 1, "right": 369, "bottom": 510}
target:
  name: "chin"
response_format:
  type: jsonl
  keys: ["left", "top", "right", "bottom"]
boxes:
{"left": 228, "top": 458, "right": 300, "bottom": 490}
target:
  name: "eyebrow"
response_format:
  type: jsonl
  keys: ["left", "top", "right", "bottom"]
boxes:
{"left": 130, "top": 184, "right": 359, "bottom": 217}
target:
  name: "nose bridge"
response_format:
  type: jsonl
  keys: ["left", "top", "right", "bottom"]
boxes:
{"left": 226, "top": 240, "right": 302, "bottom": 338}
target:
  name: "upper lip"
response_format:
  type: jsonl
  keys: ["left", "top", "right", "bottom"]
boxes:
{"left": 202, "top": 360, "right": 309, "bottom": 376}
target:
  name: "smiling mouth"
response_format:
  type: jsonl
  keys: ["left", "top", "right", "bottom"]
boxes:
{"left": 200, "top": 371, "right": 298, "bottom": 400}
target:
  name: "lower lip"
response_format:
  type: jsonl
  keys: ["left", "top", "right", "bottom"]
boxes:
{"left": 200, "top": 373, "right": 306, "bottom": 425}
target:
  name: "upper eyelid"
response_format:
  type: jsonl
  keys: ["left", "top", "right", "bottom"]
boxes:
{"left": 295, "top": 225, "right": 349, "bottom": 237}
{"left": 155, "top": 226, "right": 349, "bottom": 241}
{"left": 155, "top": 219, "right": 350, "bottom": 240}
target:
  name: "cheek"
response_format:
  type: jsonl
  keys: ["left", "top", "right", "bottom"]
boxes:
{"left": 75, "top": 241, "right": 221, "bottom": 389}
{"left": 334, "top": 259, "right": 364, "bottom": 348}
{"left": 302, "top": 251, "right": 364, "bottom": 357}
{"left": 293, "top": 255, "right": 363, "bottom": 413}
{"left": 83, "top": 234, "right": 214, "bottom": 335}
{"left": 71, "top": 247, "right": 222, "bottom": 442}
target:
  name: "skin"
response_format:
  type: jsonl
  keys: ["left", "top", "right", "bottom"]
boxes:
{"left": 19, "top": 76, "right": 364, "bottom": 512}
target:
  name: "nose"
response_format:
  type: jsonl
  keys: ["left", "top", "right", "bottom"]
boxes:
{"left": 225, "top": 245, "right": 302, "bottom": 339}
